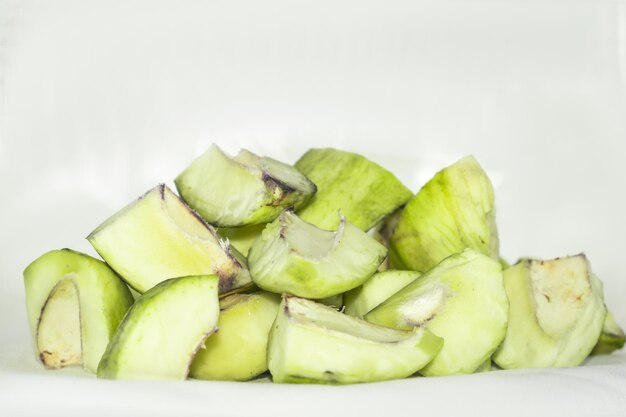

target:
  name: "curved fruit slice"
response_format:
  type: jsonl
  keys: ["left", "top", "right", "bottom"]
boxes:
{"left": 344, "top": 270, "right": 421, "bottom": 318}
{"left": 248, "top": 210, "right": 387, "bottom": 299}
{"left": 88, "top": 184, "right": 251, "bottom": 294}
{"left": 175, "top": 144, "right": 316, "bottom": 227}
{"left": 366, "top": 249, "right": 508, "bottom": 376}
{"left": 217, "top": 223, "right": 266, "bottom": 256}
{"left": 23, "top": 249, "right": 133, "bottom": 372}
{"left": 294, "top": 148, "right": 412, "bottom": 231}
{"left": 493, "top": 255, "right": 606, "bottom": 369}
{"left": 98, "top": 275, "right": 219, "bottom": 380}
{"left": 189, "top": 292, "right": 280, "bottom": 381}
{"left": 591, "top": 310, "right": 625, "bottom": 355}
{"left": 390, "top": 155, "right": 498, "bottom": 273}
{"left": 267, "top": 296, "right": 443, "bottom": 384}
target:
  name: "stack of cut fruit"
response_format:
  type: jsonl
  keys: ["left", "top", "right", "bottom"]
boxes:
{"left": 24, "top": 145, "right": 624, "bottom": 383}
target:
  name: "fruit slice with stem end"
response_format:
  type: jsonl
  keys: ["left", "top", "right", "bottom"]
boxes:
{"left": 492, "top": 254, "right": 606, "bottom": 369}
{"left": 294, "top": 148, "right": 413, "bottom": 231}
{"left": 189, "top": 292, "right": 280, "bottom": 381}
{"left": 366, "top": 249, "right": 508, "bottom": 376}
{"left": 98, "top": 275, "right": 219, "bottom": 380}
{"left": 248, "top": 210, "right": 387, "bottom": 299}
{"left": 217, "top": 223, "right": 266, "bottom": 256}
{"left": 268, "top": 296, "right": 443, "bottom": 384}
{"left": 591, "top": 310, "right": 625, "bottom": 355}
{"left": 88, "top": 184, "right": 252, "bottom": 294}
{"left": 344, "top": 270, "right": 421, "bottom": 318}
{"left": 390, "top": 155, "right": 498, "bottom": 273}
{"left": 24, "top": 249, "right": 133, "bottom": 372}
{"left": 175, "top": 144, "right": 316, "bottom": 227}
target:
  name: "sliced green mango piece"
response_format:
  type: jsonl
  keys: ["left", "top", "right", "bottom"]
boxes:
{"left": 366, "top": 249, "right": 508, "bottom": 376}
{"left": 267, "top": 296, "right": 443, "bottom": 384}
{"left": 344, "top": 270, "right": 421, "bottom": 318}
{"left": 390, "top": 156, "right": 498, "bottom": 273}
{"left": 591, "top": 310, "right": 625, "bottom": 355}
{"left": 190, "top": 292, "right": 280, "bottom": 381}
{"left": 248, "top": 210, "right": 387, "bottom": 299}
{"left": 295, "top": 148, "right": 412, "bottom": 231}
{"left": 217, "top": 223, "right": 266, "bottom": 256}
{"left": 24, "top": 249, "right": 133, "bottom": 372}
{"left": 175, "top": 144, "right": 316, "bottom": 227}
{"left": 88, "top": 184, "right": 251, "bottom": 294}
{"left": 493, "top": 255, "right": 606, "bottom": 369}
{"left": 98, "top": 275, "right": 219, "bottom": 380}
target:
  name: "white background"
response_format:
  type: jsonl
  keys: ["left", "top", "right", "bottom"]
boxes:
{"left": 1, "top": 0, "right": 625, "bottom": 416}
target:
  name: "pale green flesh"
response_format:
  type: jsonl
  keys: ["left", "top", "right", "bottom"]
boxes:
{"left": 37, "top": 279, "right": 82, "bottom": 369}
{"left": 175, "top": 144, "right": 316, "bottom": 227}
{"left": 591, "top": 310, "right": 625, "bottom": 355}
{"left": 217, "top": 223, "right": 266, "bottom": 256}
{"left": 88, "top": 184, "right": 251, "bottom": 294}
{"left": 190, "top": 292, "right": 280, "bottom": 381}
{"left": 98, "top": 275, "right": 220, "bottom": 380}
{"left": 344, "top": 270, "right": 421, "bottom": 318}
{"left": 268, "top": 296, "right": 443, "bottom": 384}
{"left": 493, "top": 255, "right": 606, "bottom": 369}
{"left": 390, "top": 155, "right": 499, "bottom": 273}
{"left": 23, "top": 249, "right": 133, "bottom": 373}
{"left": 248, "top": 211, "right": 387, "bottom": 299}
{"left": 366, "top": 249, "right": 508, "bottom": 376}
{"left": 295, "top": 148, "right": 412, "bottom": 231}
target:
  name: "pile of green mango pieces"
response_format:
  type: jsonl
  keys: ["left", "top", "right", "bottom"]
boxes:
{"left": 24, "top": 145, "right": 625, "bottom": 383}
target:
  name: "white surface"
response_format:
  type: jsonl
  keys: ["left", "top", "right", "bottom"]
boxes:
{"left": 1, "top": 0, "right": 626, "bottom": 416}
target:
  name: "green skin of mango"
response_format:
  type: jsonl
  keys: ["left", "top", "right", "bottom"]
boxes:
{"left": 267, "top": 296, "right": 443, "bottom": 384}
{"left": 176, "top": 145, "right": 316, "bottom": 227}
{"left": 88, "top": 184, "right": 252, "bottom": 295}
{"left": 366, "top": 249, "right": 508, "bottom": 376}
{"left": 189, "top": 292, "right": 280, "bottom": 381}
{"left": 390, "top": 155, "right": 499, "bottom": 273}
{"left": 493, "top": 256, "right": 606, "bottom": 369}
{"left": 295, "top": 148, "right": 413, "bottom": 231}
{"left": 98, "top": 275, "right": 220, "bottom": 380}
{"left": 23, "top": 249, "right": 134, "bottom": 373}
{"left": 248, "top": 211, "right": 387, "bottom": 299}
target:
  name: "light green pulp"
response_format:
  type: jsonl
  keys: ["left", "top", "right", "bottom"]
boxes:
{"left": 88, "top": 184, "right": 251, "bottom": 294}
{"left": 248, "top": 211, "right": 387, "bottom": 299}
{"left": 175, "top": 145, "right": 316, "bottom": 227}
{"left": 493, "top": 255, "right": 606, "bottom": 369}
{"left": 98, "top": 275, "right": 220, "bottom": 380}
{"left": 268, "top": 296, "right": 443, "bottom": 384}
